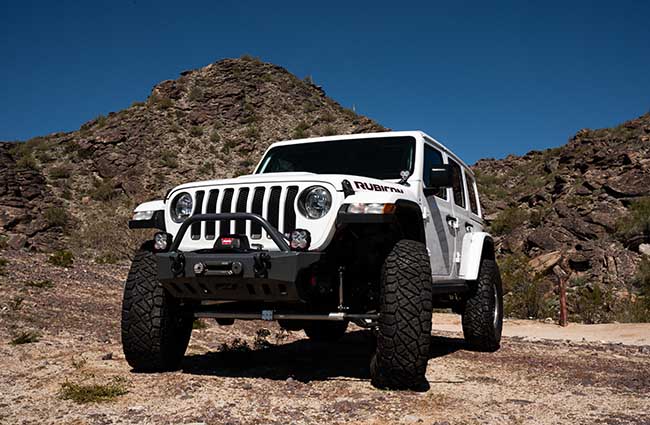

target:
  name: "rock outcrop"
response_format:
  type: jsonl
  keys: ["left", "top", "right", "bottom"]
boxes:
{"left": 474, "top": 113, "right": 650, "bottom": 320}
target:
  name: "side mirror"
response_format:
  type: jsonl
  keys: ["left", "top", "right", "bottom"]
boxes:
{"left": 428, "top": 164, "right": 453, "bottom": 188}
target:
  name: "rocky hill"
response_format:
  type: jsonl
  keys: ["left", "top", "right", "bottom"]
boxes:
{"left": 474, "top": 113, "right": 650, "bottom": 322}
{"left": 0, "top": 56, "right": 648, "bottom": 322}
{"left": 0, "top": 57, "right": 384, "bottom": 258}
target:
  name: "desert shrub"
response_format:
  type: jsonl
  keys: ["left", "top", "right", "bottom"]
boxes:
{"left": 10, "top": 331, "right": 41, "bottom": 345}
{"left": 0, "top": 235, "right": 7, "bottom": 249}
{"left": 59, "top": 378, "right": 127, "bottom": 404}
{"left": 36, "top": 150, "right": 52, "bottom": 162}
{"left": 151, "top": 95, "right": 173, "bottom": 109}
{"left": 238, "top": 158, "right": 255, "bottom": 168}
{"left": 26, "top": 279, "right": 54, "bottom": 289}
{"left": 219, "top": 338, "right": 251, "bottom": 353}
{"left": 253, "top": 328, "right": 272, "bottom": 350}
{"left": 569, "top": 283, "right": 613, "bottom": 324}
{"left": 341, "top": 107, "right": 357, "bottom": 119}
{"left": 95, "top": 252, "right": 119, "bottom": 264}
{"left": 616, "top": 197, "right": 650, "bottom": 240}
{"left": 197, "top": 162, "right": 215, "bottom": 175}
{"left": 90, "top": 179, "right": 116, "bottom": 201}
{"left": 221, "top": 139, "right": 237, "bottom": 155}
{"left": 241, "top": 101, "right": 258, "bottom": 124}
{"left": 45, "top": 207, "right": 68, "bottom": 227}
{"left": 240, "top": 54, "right": 261, "bottom": 63}
{"left": 16, "top": 154, "right": 37, "bottom": 169}
{"left": 611, "top": 295, "right": 650, "bottom": 323}
{"left": 188, "top": 86, "right": 203, "bottom": 102}
{"left": 244, "top": 125, "right": 260, "bottom": 140}
{"left": 193, "top": 319, "right": 208, "bottom": 329}
{"left": 50, "top": 165, "right": 71, "bottom": 179}
{"left": 634, "top": 258, "right": 650, "bottom": 294}
{"left": 209, "top": 131, "right": 221, "bottom": 143}
{"left": 321, "top": 125, "right": 337, "bottom": 136}
{"left": 189, "top": 125, "right": 203, "bottom": 137}
{"left": 292, "top": 121, "right": 309, "bottom": 139}
{"left": 500, "top": 252, "right": 554, "bottom": 319}
{"left": 95, "top": 115, "right": 107, "bottom": 128}
{"left": 76, "top": 212, "right": 142, "bottom": 261}
{"left": 475, "top": 170, "right": 508, "bottom": 198}
{"left": 490, "top": 207, "right": 528, "bottom": 236}
{"left": 159, "top": 150, "right": 178, "bottom": 168}
{"left": 131, "top": 101, "right": 145, "bottom": 107}
{"left": 528, "top": 206, "right": 552, "bottom": 227}
{"left": 0, "top": 257, "right": 7, "bottom": 275}
{"left": 320, "top": 111, "right": 335, "bottom": 123}
{"left": 48, "top": 250, "right": 74, "bottom": 268}
{"left": 303, "top": 102, "right": 318, "bottom": 113}
{"left": 624, "top": 258, "right": 650, "bottom": 322}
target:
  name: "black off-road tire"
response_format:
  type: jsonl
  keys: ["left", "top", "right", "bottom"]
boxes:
{"left": 370, "top": 240, "right": 433, "bottom": 391}
{"left": 461, "top": 258, "right": 503, "bottom": 352}
{"left": 303, "top": 321, "right": 348, "bottom": 342}
{"left": 121, "top": 246, "right": 193, "bottom": 371}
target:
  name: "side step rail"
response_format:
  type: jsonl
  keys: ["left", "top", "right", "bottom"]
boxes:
{"left": 431, "top": 279, "right": 469, "bottom": 295}
{"left": 195, "top": 311, "right": 379, "bottom": 322}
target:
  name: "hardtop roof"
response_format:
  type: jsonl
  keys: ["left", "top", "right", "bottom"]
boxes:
{"left": 265, "top": 131, "right": 473, "bottom": 174}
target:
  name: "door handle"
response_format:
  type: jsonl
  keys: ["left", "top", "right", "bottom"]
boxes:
{"left": 465, "top": 222, "right": 474, "bottom": 232}
{"left": 446, "top": 215, "right": 458, "bottom": 229}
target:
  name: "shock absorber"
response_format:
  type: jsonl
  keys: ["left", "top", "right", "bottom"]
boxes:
{"left": 337, "top": 266, "right": 348, "bottom": 311}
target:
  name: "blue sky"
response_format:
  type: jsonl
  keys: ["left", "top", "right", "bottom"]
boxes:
{"left": 1, "top": 0, "right": 649, "bottom": 163}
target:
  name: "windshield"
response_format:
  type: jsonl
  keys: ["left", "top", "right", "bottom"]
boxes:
{"left": 256, "top": 136, "right": 416, "bottom": 180}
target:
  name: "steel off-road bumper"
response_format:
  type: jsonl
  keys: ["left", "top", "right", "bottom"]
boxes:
{"left": 156, "top": 213, "right": 321, "bottom": 302}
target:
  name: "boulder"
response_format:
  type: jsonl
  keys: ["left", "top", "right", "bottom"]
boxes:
{"left": 529, "top": 251, "right": 562, "bottom": 274}
{"left": 639, "top": 244, "right": 650, "bottom": 257}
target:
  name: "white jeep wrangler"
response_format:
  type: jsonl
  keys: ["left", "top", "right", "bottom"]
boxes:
{"left": 122, "top": 131, "right": 503, "bottom": 390}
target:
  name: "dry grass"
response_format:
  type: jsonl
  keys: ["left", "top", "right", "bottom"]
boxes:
{"left": 59, "top": 378, "right": 128, "bottom": 404}
{"left": 10, "top": 331, "right": 41, "bottom": 345}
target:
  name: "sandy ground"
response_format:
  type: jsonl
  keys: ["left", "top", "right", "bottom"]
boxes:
{"left": 432, "top": 313, "right": 650, "bottom": 346}
{"left": 1, "top": 250, "right": 649, "bottom": 425}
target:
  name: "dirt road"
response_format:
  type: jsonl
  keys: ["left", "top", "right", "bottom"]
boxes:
{"left": 1, "top": 250, "right": 649, "bottom": 424}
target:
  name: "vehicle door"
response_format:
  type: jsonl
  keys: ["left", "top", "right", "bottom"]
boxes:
{"left": 422, "top": 144, "right": 456, "bottom": 278}
{"left": 448, "top": 159, "right": 469, "bottom": 275}
{"left": 464, "top": 171, "right": 483, "bottom": 234}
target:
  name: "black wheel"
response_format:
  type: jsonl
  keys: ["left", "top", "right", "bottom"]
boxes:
{"left": 370, "top": 239, "right": 432, "bottom": 391}
{"left": 461, "top": 258, "right": 503, "bottom": 352}
{"left": 303, "top": 321, "right": 348, "bottom": 342}
{"left": 121, "top": 245, "right": 193, "bottom": 371}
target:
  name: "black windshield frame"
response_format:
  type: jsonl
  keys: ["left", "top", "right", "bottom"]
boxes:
{"left": 256, "top": 136, "right": 416, "bottom": 180}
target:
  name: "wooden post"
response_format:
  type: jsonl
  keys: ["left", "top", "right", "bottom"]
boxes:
{"left": 559, "top": 274, "right": 568, "bottom": 327}
{"left": 553, "top": 262, "right": 569, "bottom": 327}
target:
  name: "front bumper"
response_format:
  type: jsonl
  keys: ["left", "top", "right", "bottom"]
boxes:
{"left": 156, "top": 212, "right": 321, "bottom": 302}
{"left": 156, "top": 250, "right": 321, "bottom": 301}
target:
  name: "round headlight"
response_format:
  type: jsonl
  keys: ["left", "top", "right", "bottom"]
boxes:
{"left": 171, "top": 192, "right": 193, "bottom": 223}
{"left": 300, "top": 186, "right": 332, "bottom": 219}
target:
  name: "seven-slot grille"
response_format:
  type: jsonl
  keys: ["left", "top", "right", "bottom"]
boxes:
{"left": 188, "top": 185, "right": 300, "bottom": 241}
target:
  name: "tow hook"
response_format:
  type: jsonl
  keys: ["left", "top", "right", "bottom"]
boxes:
{"left": 254, "top": 252, "right": 272, "bottom": 278}
{"left": 170, "top": 252, "right": 185, "bottom": 276}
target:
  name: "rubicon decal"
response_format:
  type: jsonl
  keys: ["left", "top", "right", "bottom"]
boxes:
{"left": 353, "top": 181, "right": 404, "bottom": 193}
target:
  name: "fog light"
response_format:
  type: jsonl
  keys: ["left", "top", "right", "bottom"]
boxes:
{"left": 290, "top": 229, "right": 311, "bottom": 251}
{"left": 154, "top": 232, "right": 172, "bottom": 252}
{"left": 193, "top": 262, "right": 206, "bottom": 275}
